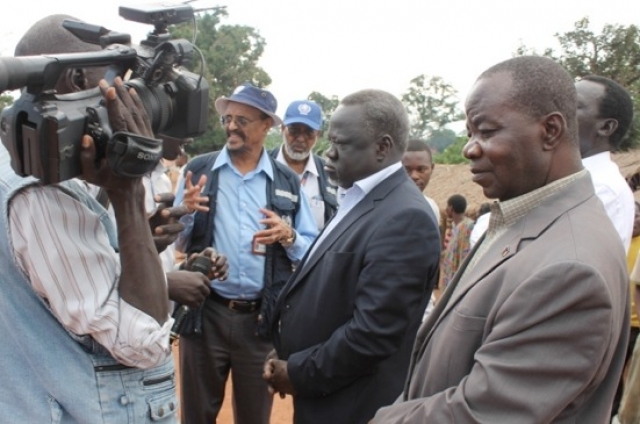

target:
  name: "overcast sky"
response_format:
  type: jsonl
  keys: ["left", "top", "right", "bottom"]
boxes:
{"left": 2, "top": 0, "right": 639, "bottom": 116}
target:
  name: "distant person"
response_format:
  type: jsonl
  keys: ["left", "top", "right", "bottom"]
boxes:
{"left": 576, "top": 75, "right": 635, "bottom": 253}
{"left": 270, "top": 100, "right": 337, "bottom": 230}
{"left": 174, "top": 83, "right": 318, "bottom": 424}
{"left": 168, "top": 148, "right": 190, "bottom": 194}
{"left": 439, "top": 194, "right": 474, "bottom": 287}
{"left": 469, "top": 202, "right": 491, "bottom": 248}
{"left": 263, "top": 89, "right": 440, "bottom": 424}
{"left": 613, "top": 202, "right": 640, "bottom": 423}
{"left": 402, "top": 138, "right": 440, "bottom": 225}
{"left": 372, "top": 55, "right": 628, "bottom": 424}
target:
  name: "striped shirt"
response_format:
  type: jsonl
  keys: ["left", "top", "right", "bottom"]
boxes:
{"left": 9, "top": 184, "right": 172, "bottom": 368}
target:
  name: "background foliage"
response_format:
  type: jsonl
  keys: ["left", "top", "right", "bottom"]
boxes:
{"left": 517, "top": 17, "right": 640, "bottom": 150}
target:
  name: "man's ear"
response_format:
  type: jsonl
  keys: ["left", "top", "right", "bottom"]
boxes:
{"left": 597, "top": 118, "right": 619, "bottom": 138}
{"left": 376, "top": 134, "right": 393, "bottom": 161}
{"left": 57, "top": 67, "right": 89, "bottom": 93}
{"left": 541, "top": 112, "right": 566, "bottom": 151}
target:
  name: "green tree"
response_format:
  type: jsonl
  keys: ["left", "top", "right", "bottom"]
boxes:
{"left": 433, "top": 136, "right": 469, "bottom": 164}
{"left": 307, "top": 91, "right": 340, "bottom": 136}
{"left": 426, "top": 128, "right": 458, "bottom": 153}
{"left": 0, "top": 94, "right": 13, "bottom": 112}
{"left": 170, "top": 8, "right": 272, "bottom": 154}
{"left": 402, "top": 75, "right": 464, "bottom": 140}
{"left": 517, "top": 17, "right": 640, "bottom": 150}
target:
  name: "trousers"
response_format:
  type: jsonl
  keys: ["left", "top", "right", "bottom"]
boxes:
{"left": 179, "top": 296, "right": 274, "bottom": 424}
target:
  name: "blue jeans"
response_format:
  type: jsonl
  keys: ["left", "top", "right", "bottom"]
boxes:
{"left": 90, "top": 355, "right": 178, "bottom": 423}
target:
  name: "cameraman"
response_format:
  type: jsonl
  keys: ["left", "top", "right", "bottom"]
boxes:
{"left": 0, "top": 76, "right": 178, "bottom": 422}
{"left": 13, "top": 14, "right": 222, "bottom": 311}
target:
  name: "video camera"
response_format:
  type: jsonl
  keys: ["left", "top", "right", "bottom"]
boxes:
{"left": 0, "top": 3, "right": 209, "bottom": 184}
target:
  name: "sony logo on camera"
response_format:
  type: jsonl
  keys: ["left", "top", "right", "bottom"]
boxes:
{"left": 137, "top": 151, "right": 161, "bottom": 161}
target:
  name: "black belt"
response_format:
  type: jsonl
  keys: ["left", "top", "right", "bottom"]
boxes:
{"left": 210, "top": 291, "right": 261, "bottom": 313}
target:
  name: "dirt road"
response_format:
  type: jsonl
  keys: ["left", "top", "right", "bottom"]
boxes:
{"left": 172, "top": 344, "right": 294, "bottom": 423}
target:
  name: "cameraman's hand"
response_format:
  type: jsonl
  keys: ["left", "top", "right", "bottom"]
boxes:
{"left": 81, "top": 77, "right": 152, "bottom": 192}
{"left": 166, "top": 270, "right": 210, "bottom": 308}
{"left": 148, "top": 192, "right": 186, "bottom": 253}
{"left": 100, "top": 77, "right": 153, "bottom": 138}
{"left": 183, "top": 247, "right": 229, "bottom": 281}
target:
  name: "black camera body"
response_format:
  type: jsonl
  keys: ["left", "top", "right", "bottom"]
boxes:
{"left": 0, "top": 4, "right": 209, "bottom": 184}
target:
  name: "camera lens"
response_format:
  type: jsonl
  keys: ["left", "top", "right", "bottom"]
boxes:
{"left": 190, "top": 256, "right": 211, "bottom": 276}
{"left": 125, "top": 79, "right": 174, "bottom": 134}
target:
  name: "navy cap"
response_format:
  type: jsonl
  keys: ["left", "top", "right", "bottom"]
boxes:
{"left": 215, "top": 83, "right": 282, "bottom": 127}
{"left": 283, "top": 100, "right": 323, "bottom": 131}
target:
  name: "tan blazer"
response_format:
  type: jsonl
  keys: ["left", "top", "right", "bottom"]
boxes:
{"left": 373, "top": 173, "right": 629, "bottom": 424}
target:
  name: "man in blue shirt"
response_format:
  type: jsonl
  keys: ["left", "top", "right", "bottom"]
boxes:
{"left": 174, "top": 83, "right": 317, "bottom": 424}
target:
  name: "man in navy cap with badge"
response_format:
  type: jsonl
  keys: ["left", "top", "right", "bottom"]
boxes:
{"left": 174, "top": 83, "right": 318, "bottom": 424}
{"left": 270, "top": 100, "right": 338, "bottom": 230}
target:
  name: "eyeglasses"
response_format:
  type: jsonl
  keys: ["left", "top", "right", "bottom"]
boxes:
{"left": 220, "top": 115, "right": 262, "bottom": 128}
{"left": 286, "top": 125, "right": 317, "bottom": 138}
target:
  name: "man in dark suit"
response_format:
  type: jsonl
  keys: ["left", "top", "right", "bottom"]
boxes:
{"left": 371, "top": 56, "right": 629, "bottom": 423}
{"left": 263, "top": 89, "right": 441, "bottom": 424}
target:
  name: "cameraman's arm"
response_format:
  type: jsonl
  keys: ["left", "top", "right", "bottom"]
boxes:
{"left": 7, "top": 78, "right": 171, "bottom": 369}
{"left": 89, "top": 78, "right": 169, "bottom": 323}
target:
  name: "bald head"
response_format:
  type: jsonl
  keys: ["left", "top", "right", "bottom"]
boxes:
{"left": 479, "top": 56, "right": 578, "bottom": 144}
{"left": 15, "top": 14, "right": 100, "bottom": 56}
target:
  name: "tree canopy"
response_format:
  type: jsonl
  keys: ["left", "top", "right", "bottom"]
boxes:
{"left": 0, "top": 94, "right": 13, "bottom": 112}
{"left": 170, "top": 8, "right": 272, "bottom": 154}
{"left": 517, "top": 17, "right": 640, "bottom": 150}
{"left": 401, "top": 75, "right": 464, "bottom": 140}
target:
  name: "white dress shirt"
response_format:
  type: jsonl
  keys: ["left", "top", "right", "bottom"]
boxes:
{"left": 470, "top": 212, "right": 490, "bottom": 248}
{"left": 276, "top": 146, "right": 326, "bottom": 230}
{"left": 424, "top": 195, "right": 440, "bottom": 226}
{"left": 9, "top": 185, "right": 172, "bottom": 368}
{"left": 582, "top": 152, "right": 634, "bottom": 253}
{"left": 308, "top": 162, "right": 402, "bottom": 259}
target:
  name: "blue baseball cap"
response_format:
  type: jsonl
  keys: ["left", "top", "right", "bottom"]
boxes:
{"left": 215, "top": 83, "right": 282, "bottom": 127}
{"left": 283, "top": 100, "right": 323, "bottom": 131}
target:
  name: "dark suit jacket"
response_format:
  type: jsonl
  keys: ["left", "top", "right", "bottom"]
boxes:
{"left": 272, "top": 168, "right": 441, "bottom": 424}
{"left": 372, "top": 172, "right": 630, "bottom": 424}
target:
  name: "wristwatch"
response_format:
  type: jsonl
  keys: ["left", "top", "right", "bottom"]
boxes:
{"left": 279, "top": 229, "right": 297, "bottom": 248}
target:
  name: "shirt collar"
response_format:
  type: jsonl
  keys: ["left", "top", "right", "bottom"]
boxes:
{"left": 213, "top": 146, "right": 274, "bottom": 180}
{"left": 490, "top": 169, "right": 587, "bottom": 229}
{"left": 581, "top": 151, "right": 611, "bottom": 168}
{"left": 336, "top": 162, "right": 402, "bottom": 204}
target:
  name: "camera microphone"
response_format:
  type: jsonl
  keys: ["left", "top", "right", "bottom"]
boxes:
{"left": 170, "top": 255, "right": 212, "bottom": 343}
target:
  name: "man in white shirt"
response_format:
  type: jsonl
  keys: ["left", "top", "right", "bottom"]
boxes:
{"left": 271, "top": 100, "right": 337, "bottom": 230}
{"left": 576, "top": 75, "right": 635, "bottom": 253}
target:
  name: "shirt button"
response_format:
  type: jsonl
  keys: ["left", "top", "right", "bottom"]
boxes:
{"left": 120, "top": 396, "right": 129, "bottom": 405}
